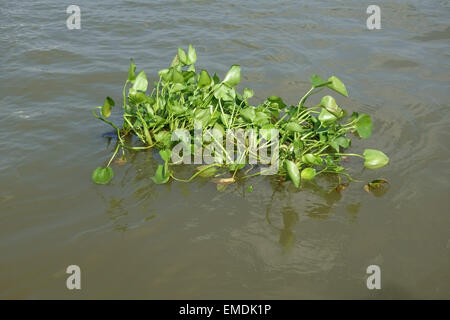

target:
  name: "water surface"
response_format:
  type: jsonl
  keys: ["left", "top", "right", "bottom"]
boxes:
{"left": 1, "top": 0, "right": 449, "bottom": 299}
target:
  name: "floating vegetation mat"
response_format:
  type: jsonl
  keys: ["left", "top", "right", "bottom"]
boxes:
{"left": 92, "top": 45, "right": 389, "bottom": 191}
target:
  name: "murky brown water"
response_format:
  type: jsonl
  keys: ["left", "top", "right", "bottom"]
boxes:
{"left": 1, "top": 0, "right": 449, "bottom": 299}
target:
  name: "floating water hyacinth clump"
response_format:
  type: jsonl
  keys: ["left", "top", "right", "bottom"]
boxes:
{"left": 91, "top": 45, "right": 389, "bottom": 190}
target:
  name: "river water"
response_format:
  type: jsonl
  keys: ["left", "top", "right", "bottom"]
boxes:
{"left": 1, "top": 0, "right": 449, "bottom": 299}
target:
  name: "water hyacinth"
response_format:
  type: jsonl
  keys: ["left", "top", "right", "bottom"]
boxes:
{"left": 91, "top": 45, "right": 389, "bottom": 190}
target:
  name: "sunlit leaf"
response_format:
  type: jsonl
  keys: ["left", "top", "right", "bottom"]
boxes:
{"left": 178, "top": 47, "right": 187, "bottom": 65}
{"left": 198, "top": 70, "right": 212, "bottom": 88}
{"left": 243, "top": 88, "right": 254, "bottom": 100}
{"left": 101, "top": 96, "right": 115, "bottom": 118}
{"left": 159, "top": 149, "right": 172, "bottom": 162}
{"left": 285, "top": 122, "right": 303, "bottom": 133}
{"left": 187, "top": 44, "right": 197, "bottom": 64}
{"left": 327, "top": 76, "right": 348, "bottom": 97}
{"left": 285, "top": 160, "right": 300, "bottom": 188}
{"left": 132, "top": 71, "right": 148, "bottom": 92}
{"left": 222, "top": 65, "right": 241, "bottom": 87}
{"left": 240, "top": 107, "right": 256, "bottom": 122}
{"left": 172, "top": 69, "right": 184, "bottom": 84}
{"left": 363, "top": 149, "right": 389, "bottom": 169}
{"left": 320, "top": 95, "right": 343, "bottom": 117}
{"left": 318, "top": 108, "right": 337, "bottom": 125}
{"left": 355, "top": 114, "right": 373, "bottom": 139}
{"left": 301, "top": 167, "right": 316, "bottom": 180}
{"left": 301, "top": 153, "right": 323, "bottom": 166}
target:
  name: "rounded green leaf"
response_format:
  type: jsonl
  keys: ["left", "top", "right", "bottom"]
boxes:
{"left": 187, "top": 44, "right": 197, "bottom": 65}
{"left": 285, "top": 160, "right": 300, "bottom": 188}
{"left": 320, "top": 95, "right": 343, "bottom": 117}
{"left": 177, "top": 48, "right": 187, "bottom": 65}
{"left": 363, "top": 149, "right": 389, "bottom": 169}
{"left": 240, "top": 107, "right": 256, "bottom": 122}
{"left": 101, "top": 96, "right": 115, "bottom": 118}
{"left": 355, "top": 114, "right": 373, "bottom": 139}
{"left": 246, "top": 185, "right": 253, "bottom": 193}
{"left": 92, "top": 167, "right": 114, "bottom": 184}
{"left": 132, "top": 71, "right": 148, "bottom": 92}
{"left": 301, "top": 153, "right": 323, "bottom": 166}
{"left": 223, "top": 65, "right": 241, "bottom": 87}
{"left": 318, "top": 108, "right": 337, "bottom": 125}
{"left": 159, "top": 149, "right": 172, "bottom": 162}
{"left": 301, "top": 167, "right": 316, "bottom": 180}
{"left": 285, "top": 122, "right": 303, "bottom": 133}
{"left": 335, "top": 136, "right": 350, "bottom": 148}
{"left": 172, "top": 69, "right": 184, "bottom": 84}
{"left": 198, "top": 70, "right": 212, "bottom": 88}
{"left": 214, "top": 84, "right": 235, "bottom": 101}
{"left": 327, "top": 76, "right": 348, "bottom": 97}
{"left": 243, "top": 88, "right": 254, "bottom": 100}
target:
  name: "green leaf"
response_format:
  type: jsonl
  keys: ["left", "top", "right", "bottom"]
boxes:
{"left": 178, "top": 48, "right": 187, "bottom": 65}
{"left": 198, "top": 70, "right": 212, "bottom": 88}
{"left": 222, "top": 65, "right": 241, "bottom": 87}
{"left": 92, "top": 167, "right": 114, "bottom": 184}
{"left": 318, "top": 108, "right": 337, "bottom": 125}
{"left": 293, "top": 140, "right": 303, "bottom": 158}
{"left": 101, "top": 96, "right": 115, "bottom": 118}
{"left": 327, "top": 76, "right": 348, "bottom": 97}
{"left": 335, "top": 136, "right": 350, "bottom": 148}
{"left": 194, "top": 108, "right": 212, "bottom": 125}
{"left": 243, "top": 88, "right": 254, "bottom": 100}
{"left": 240, "top": 107, "right": 256, "bottom": 122}
{"left": 301, "top": 167, "right": 316, "bottom": 180}
{"left": 171, "top": 83, "right": 186, "bottom": 92}
{"left": 267, "top": 96, "right": 286, "bottom": 109}
{"left": 168, "top": 103, "right": 187, "bottom": 115}
{"left": 154, "top": 131, "right": 172, "bottom": 148}
{"left": 355, "top": 114, "right": 373, "bottom": 139}
{"left": 301, "top": 153, "right": 323, "bottom": 166}
{"left": 320, "top": 95, "right": 343, "bottom": 117}
{"left": 127, "top": 59, "right": 136, "bottom": 82}
{"left": 159, "top": 149, "right": 172, "bottom": 162}
{"left": 196, "top": 165, "right": 217, "bottom": 178}
{"left": 285, "top": 160, "right": 300, "bottom": 188}
{"left": 214, "top": 84, "right": 235, "bottom": 101}
{"left": 172, "top": 69, "right": 185, "bottom": 84}
{"left": 285, "top": 122, "right": 303, "bottom": 133}
{"left": 254, "top": 111, "right": 270, "bottom": 126}
{"left": 246, "top": 185, "right": 253, "bottom": 193}
{"left": 310, "top": 75, "right": 327, "bottom": 87}
{"left": 132, "top": 71, "right": 148, "bottom": 92}
{"left": 152, "top": 164, "right": 170, "bottom": 184}
{"left": 187, "top": 44, "right": 197, "bottom": 64}
{"left": 260, "top": 124, "right": 275, "bottom": 140}
{"left": 363, "top": 149, "right": 389, "bottom": 169}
